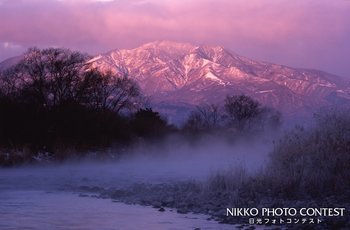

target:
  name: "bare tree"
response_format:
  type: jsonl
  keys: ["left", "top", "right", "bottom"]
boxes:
{"left": 81, "top": 70, "right": 142, "bottom": 114}
{"left": 3, "top": 47, "right": 89, "bottom": 106}
{"left": 224, "top": 95, "right": 261, "bottom": 130}
{"left": 185, "top": 104, "right": 222, "bottom": 131}
{"left": 1, "top": 47, "right": 143, "bottom": 115}
{"left": 0, "top": 65, "right": 26, "bottom": 97}
{"left": 43, "top": 48, "right": 88, "bottom": 106}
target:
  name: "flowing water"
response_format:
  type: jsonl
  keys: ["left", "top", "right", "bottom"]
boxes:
{"left": 0, "top": 189, "right": 236, "bottom": 230}
{"left": 0, "top": 163, "right": 237, "bottom": 230}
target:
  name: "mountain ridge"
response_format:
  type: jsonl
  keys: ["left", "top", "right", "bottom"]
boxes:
{"left": 87, "top": 41, "right": 350, "bottom": 121}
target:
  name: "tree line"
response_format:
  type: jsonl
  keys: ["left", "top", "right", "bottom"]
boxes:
{"left": 184, "top": 95, "right": 281, "bottom": 135}
{"left": 0, "top": 47, "right": 281, "bottom": 165}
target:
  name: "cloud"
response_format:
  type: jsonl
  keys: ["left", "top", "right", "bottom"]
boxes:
{"left": 0, "top": 0, "right": 349, "bottom": 77}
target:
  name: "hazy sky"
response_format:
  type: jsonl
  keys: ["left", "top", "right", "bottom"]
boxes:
{"left": 0, "top": 0, "right": 349, "bottom": 77}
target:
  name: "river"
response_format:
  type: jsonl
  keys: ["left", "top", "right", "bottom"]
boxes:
{"left": 0, "top": 140, "right": 271, "bottom": 230}
{"left": 0, "top": 163, "right": 237, "bottom": 230}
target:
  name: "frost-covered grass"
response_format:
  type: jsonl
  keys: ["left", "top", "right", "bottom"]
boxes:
{"left": 203, "top": 109, "right": 350, "bottom": 201}
{"left": 266, "top": 109, "right": 350, "bottom": 198}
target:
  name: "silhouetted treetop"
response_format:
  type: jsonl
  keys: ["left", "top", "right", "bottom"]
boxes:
{"left": 184, "top": 95, "right": 281, "bottom": 134}
{"left": 1, "top": 47, "right": 90, "bottom": 107}
{"left": 0, "top": 47, "right": 143, "bottom": 114}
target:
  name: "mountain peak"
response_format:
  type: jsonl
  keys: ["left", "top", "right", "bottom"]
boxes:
{"left": 138, "top": 40, "right": 194, "bottom": 52}
{"left": 89, "top": 41, "right": 350, "bottom": 121}
{"left": 140, "top": 41, "right": 228, "bottom": 56}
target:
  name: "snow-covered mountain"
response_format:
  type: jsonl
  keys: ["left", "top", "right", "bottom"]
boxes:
{"left": 88, "top": 41, "right": 350, "bottom": 121}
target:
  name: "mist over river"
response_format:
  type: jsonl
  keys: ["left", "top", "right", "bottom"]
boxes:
{"left": 0, "top": 138, "right": 272, "bottom": 230}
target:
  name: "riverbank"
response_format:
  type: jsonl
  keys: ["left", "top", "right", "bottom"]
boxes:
{"left": 76, "top": 181, "right": 350, "bottom": 230}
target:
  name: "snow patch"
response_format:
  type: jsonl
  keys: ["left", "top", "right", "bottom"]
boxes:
{"left": 87, "top": 55, "right": 102, "bottom": 63}
{"left": 202, "top": 59, "right": 211, "bottom": 66}
{"left": 204, "top": 72, "right": 225, "bottom": 85}
{"left": 319, "top": 83, "right": 336, "bottom": 88}
{"left": 183, "top": 62, "right": 192, "bottom": 76}
{"left": 256, "top": 90, "right": 274, "bottom": 94}
{"left": 155, "top": 57, "right": 167, "bottom": 65}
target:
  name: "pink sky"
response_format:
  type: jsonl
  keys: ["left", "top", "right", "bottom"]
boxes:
{"left": 0, "top": 0, "right": 350, "bottom": 77}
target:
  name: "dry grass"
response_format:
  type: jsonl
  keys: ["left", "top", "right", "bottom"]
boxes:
{"left": 202, "top": 108, "right": 350, "bottom": 203}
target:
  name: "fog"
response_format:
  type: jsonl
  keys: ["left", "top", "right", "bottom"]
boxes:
{"left": 0, "top": 134, "right": 278, "bottom": 230}
{"left": 0, "top": 134, "right": 274, "bottom": 191}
